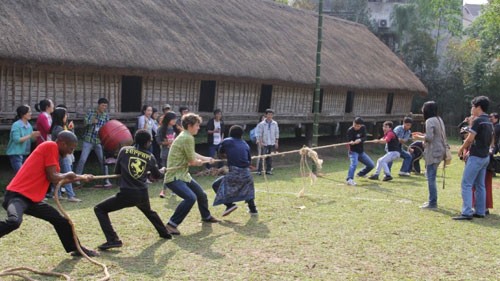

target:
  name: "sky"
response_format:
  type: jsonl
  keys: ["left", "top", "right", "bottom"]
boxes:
{"left": 463, "top": 0, "right": 488, "bottom": 4}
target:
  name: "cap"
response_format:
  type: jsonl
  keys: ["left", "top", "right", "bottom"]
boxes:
{"left": 162, "top": 104, "right": 171, "bottom": 110}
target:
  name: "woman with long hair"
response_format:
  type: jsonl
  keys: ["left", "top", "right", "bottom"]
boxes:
{"left": 49, "top": 107, "right": 81, "bottom": 202}
{"left": 412, "top": 101, "right": 447, "bottom": 209}
{"left": 157, "top": 111, "right": 182, "bottom": 198}
{"left": 34, "top": 98, "right": 54, "bottom": 146}
{"left": 6, "top": 105, "right": 40, "bottom": 173}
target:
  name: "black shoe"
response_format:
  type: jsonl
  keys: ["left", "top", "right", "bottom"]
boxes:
{"left": 382, "top": 176, "right": 393, "bottom": 181}
{"left": 98, "top": 240, "right": 123, "bottom": 251}
{"left": 71, "top": 246, "right": 100, "bottom": 257}
{"left": 160, "top": 233, "right": 173, "bottom": 239}
{"left": 485, "top": 209, "right": 490, "bottom": 215}
{"left": 203, "top": 216, "right": 221, "bottom": 223}
{"left": 265, "top": 171, "right": 273, "bottom": 175}
{"left": 257, "top": 172, "right": 262, "bottom": 176}
{"left": 368, "top": 174, "right": 379, "bottom": 180}
{"left": 223, "top": 204, "right": 238, "bottom": 217}
{"left": 472, "top": 214, "right": 485, "bottom": 218}
{"left": 452, "top": 215, "right": 473, "bottom": 220}
{"left": 420, "top": 202, "right": 437, "bottom": 209}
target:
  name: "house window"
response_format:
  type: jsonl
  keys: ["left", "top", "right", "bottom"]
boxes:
{"left": 121, "top": 76, "right": 142, "bottom": 112}
{"left": 311, "top": 88, "right": 324, "bottom": 113}
{"left": 345, "top": 91, "right": 354, "bottom": 113}
{"left": 386, "top": 93, "right": 394, "bottom": 114}
{"left": 258, "top": 84, "right": 273, "bottom": 113}
{"left": 198, "top": 80, "right": 216, "bottom": 112}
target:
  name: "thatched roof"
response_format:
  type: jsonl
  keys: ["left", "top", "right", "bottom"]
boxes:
{"left": 0, "top": 0, "right": 427, "bottom": 94}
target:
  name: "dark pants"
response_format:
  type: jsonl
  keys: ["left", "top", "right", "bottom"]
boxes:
{"left": 0, "top": 191, "right": 77, "bottom": 253}
{"left": 206, "top": 144, "right": 222, "bottom": 169}
{"left": 258, "top": 145, "right": 275, "bottom": 172}
{"left": 165, "top": 179, "right": 212, "bottom": 226}
{"left": 94, "top": 189, "right": 169, "bottom": 242}
{"left": 212, "top": 177, "right": 257, "bottom": 212}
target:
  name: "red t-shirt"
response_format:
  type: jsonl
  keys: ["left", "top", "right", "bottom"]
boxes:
{"left": 7, "top": 141, "right": 60, "bottom": 202}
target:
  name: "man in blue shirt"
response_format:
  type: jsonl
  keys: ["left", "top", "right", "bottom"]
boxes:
{"left": 392, "top": 117, "right": 413, "bottom": 176}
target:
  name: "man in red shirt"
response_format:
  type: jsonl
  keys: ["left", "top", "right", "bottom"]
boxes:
{"left": 0, "top": 131, "right": 98, "bottom": 257}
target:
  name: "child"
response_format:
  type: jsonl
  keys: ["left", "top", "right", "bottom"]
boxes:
{"left": 94, "top": 129, "right": 171, "bottom": 250}
{"left": 212, "top": 125, "right": 257, "bottom": 216}
{"left": 368, "top": 121, "right": 400, "bottom": 181}
{"left": 345, "top": 117, "right": 374, "bottom": 186}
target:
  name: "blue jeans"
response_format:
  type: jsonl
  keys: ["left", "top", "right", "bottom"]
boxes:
{"left": 399, "top": 150, "right": 412, "bottom": 173}
{"left": 9, "top": 155, "right": 25, "bottom": 173}
{"left": 426, "top": 163, "right": 438, "bottom": 206}
{"left": 59, "top": 156, "right": 76, "bottom": 198}
{"left": 206, "top": 144, "right": 221, "bottom": 169}
{"left": 347, "top": 151, "right": 374, "bottom": 180}
{"left": 461, "top": 155, "right": 489, "bottom": 216}
{"left": 165, "top": 179, "right": 212, "bottom": 226}
{"left": 75, "top": 141, "right": 109, "bottom": 184}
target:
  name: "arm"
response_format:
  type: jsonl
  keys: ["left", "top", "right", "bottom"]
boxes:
{"left": 459, "top": 132, "right": 476, "bottom": 158}
{"left": 46, "top": 166, "right": 92, "bottom": 184}
{"left": 137, "top": 116, "right": 146, "bottom": 130}
{"left": 206, "top": 119, "right": 215, "bottom": 134}
{"left": 274, "top": 123, "right": 279, "bottom": 149}
{"left": 11, "top": 124, "right": 38, "bottom": 144}
{"left": 83, "top": 110, "right": 94, "bottom": 126}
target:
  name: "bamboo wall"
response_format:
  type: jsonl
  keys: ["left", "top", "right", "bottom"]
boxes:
{"left": 271, "top": 85, "right": 312, "bottom": 114}
{"left": 216, "top": 81, "right": 260, "bottom": 113}
{"left": 392, "top": 93, "right": 413, "bottom": 115}
{"left": 322, "top": 88, "right": 347, "bottom": 115}
{"left": 0, "top": 64, "right": 120, "bottom": 113}
{"left": 142, "top": 77, "right": 200, "bottom": 112}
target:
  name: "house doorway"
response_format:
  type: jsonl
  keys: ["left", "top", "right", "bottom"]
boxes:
{"left": 121, "top": 76, "right": 142, "bottom": 112}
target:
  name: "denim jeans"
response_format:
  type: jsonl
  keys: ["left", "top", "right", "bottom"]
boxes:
{"left": 374, "top": 151, "right": 400, "bottom": 176}
{"left": 258, "top": 145, "right": 275, "bottom": 172}
{"left": 426, "top": 163, "right": 438, "bottom": 206}
{"left": 8, "top": 155, "right": 24, "bottom": 173}
{"left": 206, "top": 144, "right": 221, "bottom": 169}
{"left": 59, "top": 156, "right": 76, "bottom": 198}
{"left": 75, "top": 141, "right": 109, "bottom": 184}
{"left": 399, "top": 150, "right": 412, "bottom": 173}
{"left": 461, "top": 155, "right": 489, "bottom": 216}
{"left": 347, "top": 151, "right": 374, "bottom": 180}
{"left": 165, "top": 179, "right": 212, "bottom": 226}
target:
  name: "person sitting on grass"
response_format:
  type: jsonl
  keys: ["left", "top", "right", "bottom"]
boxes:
{"left": 212, "top": 125, "right": 258, "bottom": 217}
{"left": 163, "top": 113, "right": 220, "bottom": 236}
{"left": 368, "top": 121, "right": 400, "bottom": 182}
{"left": 345, "top": 117, "right": 375, "bottom": 186}
{"left": 94, "top": 129, "right": 171, "bottom": 250}
{"left": 0, "top": 131, "right": 98, "bottom": 257}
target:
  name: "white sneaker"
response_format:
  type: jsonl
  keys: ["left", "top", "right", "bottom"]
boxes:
{"left": 398, "top": 171, "right": 411, "bottom": 177}
{"left": 346, "top": 179, "right": 357, "bottom": 186}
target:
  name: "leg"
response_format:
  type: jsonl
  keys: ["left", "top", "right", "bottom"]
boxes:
{"left": 0, "top": 193, "right": 29, "bottom": 237}
{"left": 135, "top": 191, "right": 170, "bottom": 238}
{"left": 94, "top": 144, "right": 110, "bottom": 185}
{"left": 380, "top": 152, "right": 400, "bottom": 176}
{"left": 461, "top": 156, "right": 487, "bottom": 216}
{"left": 166, "top": 181, "right": 198, "bottom": 226}
{"left": 75, "top": 141, "right": 93, "bottom": 175}
{"left": 212, "top": 176, "right": 232, "bottom": 208}
{"left": 206, "top": 144, "right": 218, "bottom": 169}
{"left": 265, "top": 145, "right": 274, "bottom": 173}
{"left": 485, "top": 170, "right": 493, "bottom": 209}
{"left": 187, "top": 179, "right": 213, "bottom": 220}
{"left": 60, "top": 156, "right": 76, "bottom": 198}
{"left": 26, "top": 201, "right": 78, "bottom": 252}
{"left": 357, "top": 152, "right": 375, "bottom": 176}
{"left": 472, "top": 158, "right": 489, "bottom": 215}
{"left": 257, "top": 145, "right": 266, "bottom": 172}
{"left": 94, "top": 192, "right": 136, "bottom": 242}
{"left": 9, "top": 155, "right": 24, "bottom": 174}
{"left": 246, "top": 199, "right": 258, "bottom": 214}
{"left": 400, "top": 150, "right": 412, "bottom": 173}
{"left": 426, "top": 163, "right": 438, "bottom": 207}
{"left": 347, "top": 151, "right": 359, "bottom": 180}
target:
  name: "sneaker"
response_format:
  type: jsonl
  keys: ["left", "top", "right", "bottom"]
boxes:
{"left": 165, "top": 223, "right": 181, "bottom": 235}
{"left": 398, "top": 171, "right": 411, "bottom": 177}
{"left": 249, "top": 209, "right": 259, "bottom": 216}
{"left": 452, "top": 214, "right": 473, "bottom": 220}
{"left": 67, "top": 197, "right": 82, "bottom": 202}
{"left": 382, "top": 176, "right": 393, "bottom": 181}
{"left": 265, "top": 171, "right": 273, "bottom": 175}
{"left": 71, "top": 246, "right": 100, "bottom": 257}
{"left": 420, "top": 202, "right": 437, "bottom": 209}
{"left": 256, "top": 172, "right": 262, "bottom": 176}
{"left": 203, "top": 216, "right": 220, "bottom": 223}
{"left": 356, "top": 173, "right": 367, "bottom": 178}
{"left": 223, "top": 205, "right": 238, "bottom": 217}
{"left": 98, "top": 240, "right": 123, "bottom": 251}
{"left": 160, "top": 232, "right": 172, "bottom": 239}
{"left": 368, "top": 174, "right": 379, "bottom": 180}
{"left": 159, "top": 190, "right": 165, "bottom": 198}
{"left": 346, "top": 179, "right": 357, "bottom": 186}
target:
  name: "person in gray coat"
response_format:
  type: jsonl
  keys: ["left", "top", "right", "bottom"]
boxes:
{"left": 412, "top": 101, "right": 447, "bottom": 209}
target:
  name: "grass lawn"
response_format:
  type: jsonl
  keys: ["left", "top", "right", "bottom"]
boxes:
{"left": 1, "top": 142, "right": 499, "bottom": 280}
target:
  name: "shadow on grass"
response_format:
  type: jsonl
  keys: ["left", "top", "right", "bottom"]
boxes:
{"left": 98, "top": 239, "right": 173, "bottom": 278}
{"left": 219, "top": 216, "right": 271, "bottom": 239}
{"left": 171, "top": 223, "right": 226, "bottom": 260}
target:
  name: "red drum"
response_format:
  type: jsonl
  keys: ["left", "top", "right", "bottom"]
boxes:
{"left": 99, "top": 120, "right": 133, "bottom": 153}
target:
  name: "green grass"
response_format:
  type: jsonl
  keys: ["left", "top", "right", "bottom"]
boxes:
{"left": 1, "top": 143, "right": 500, "bottom": 280}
